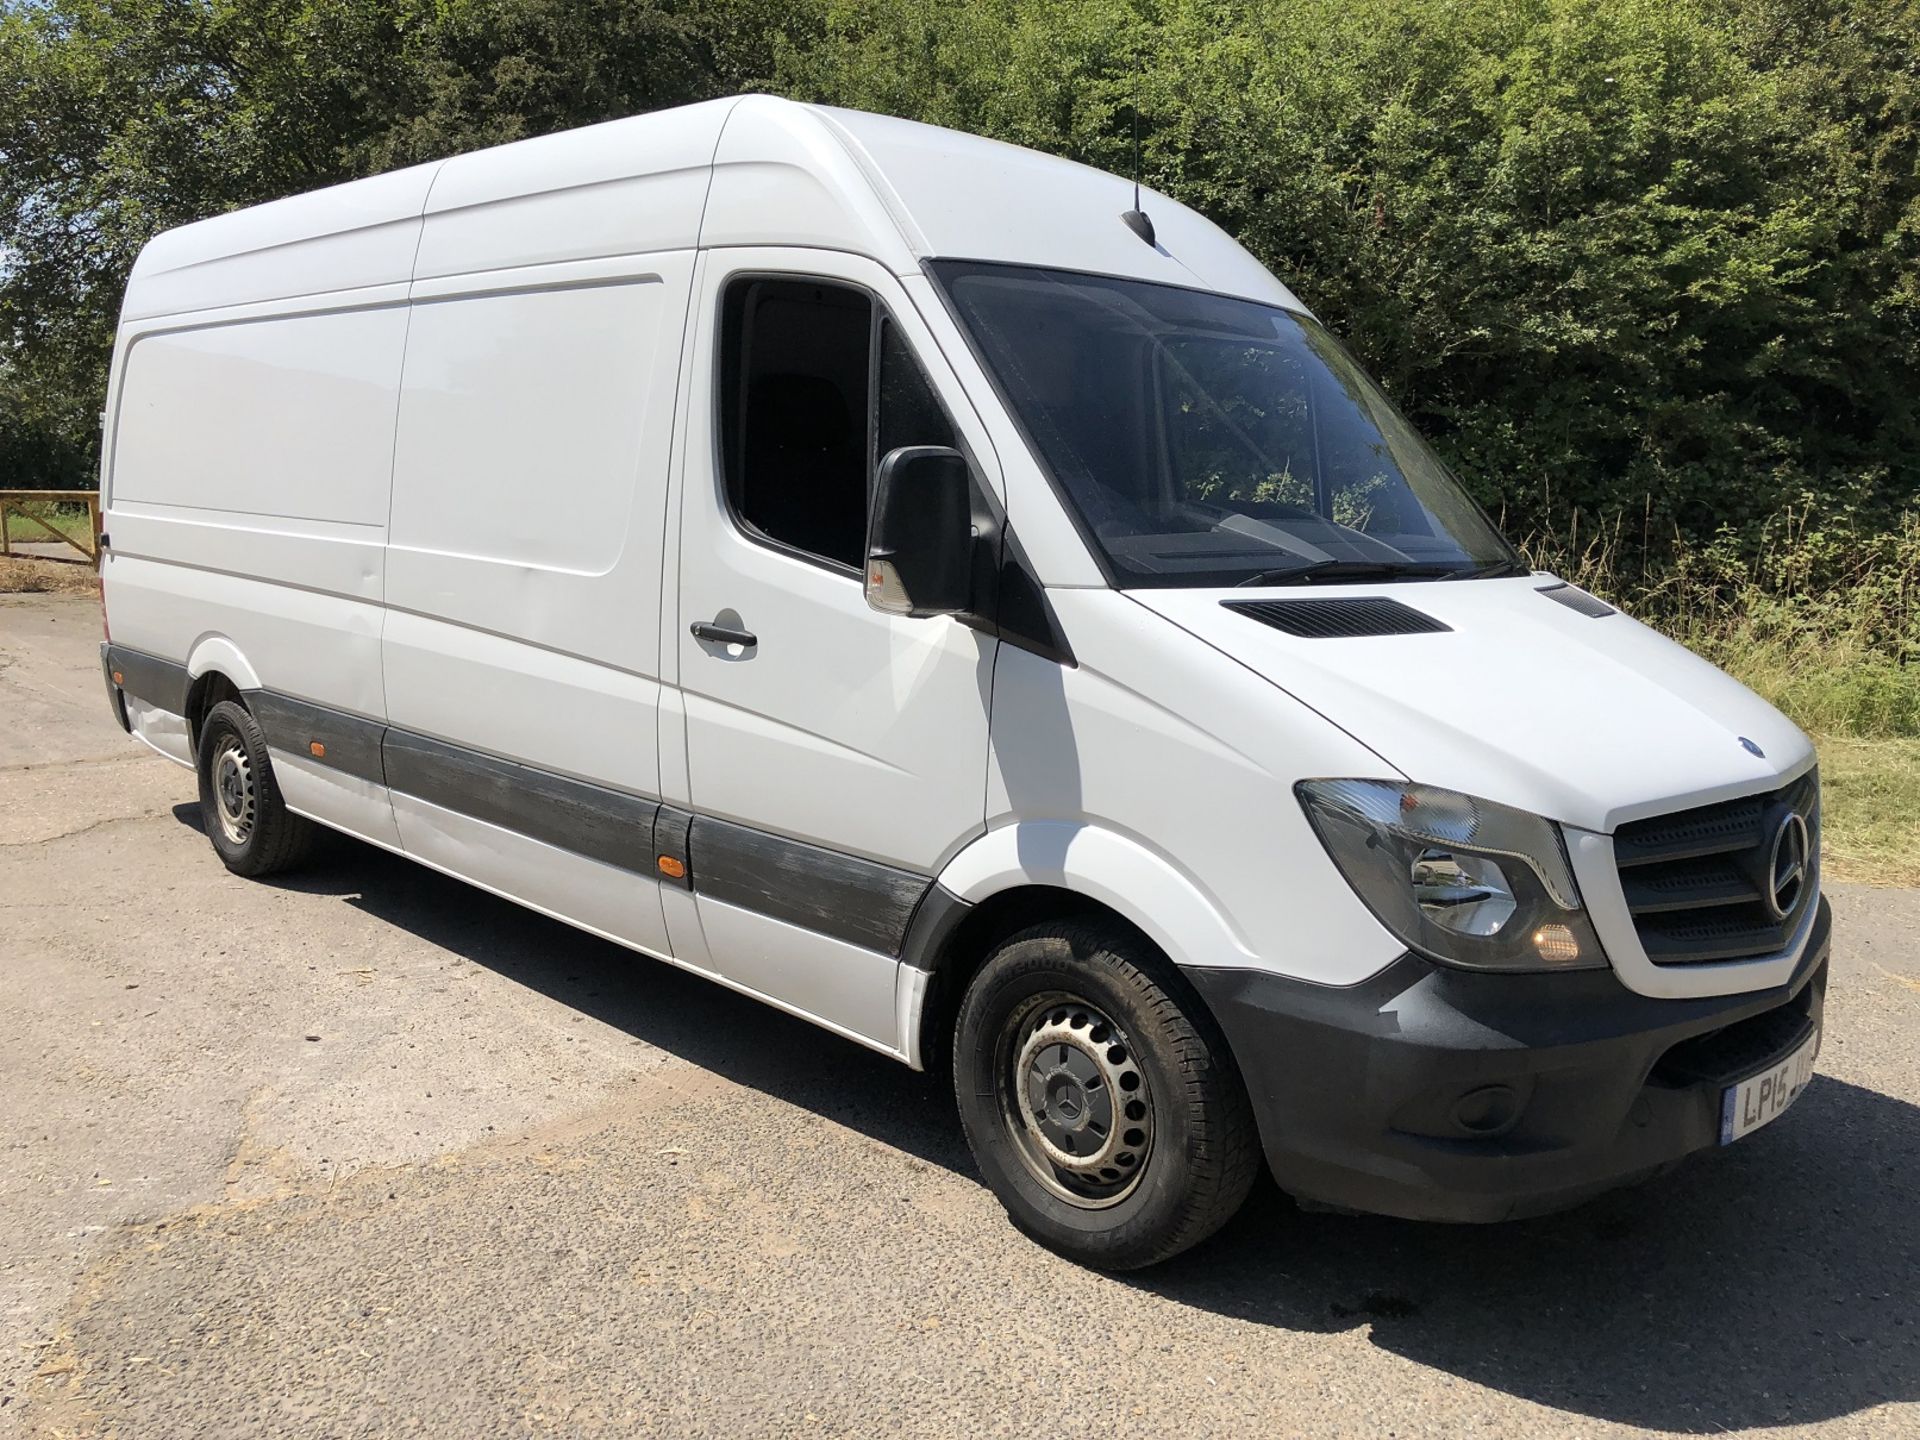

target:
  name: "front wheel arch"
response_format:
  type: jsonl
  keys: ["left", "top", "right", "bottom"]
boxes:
{"left": 913, "top": 822, "right": 1261, "bottom": 1074}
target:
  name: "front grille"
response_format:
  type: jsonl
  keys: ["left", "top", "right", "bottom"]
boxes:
{"left": 1614, "top": 770, "right": 1819, "bottom": 966}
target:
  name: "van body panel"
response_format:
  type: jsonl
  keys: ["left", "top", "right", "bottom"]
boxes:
{"left": 121, "top": 161, "right": 439, "bottom": 321}
{"left": 112, "top": 306, "right": 410, "bottom": 526}
{"left": 388, "top": 789, "right": 673, "bottom": 964}
{"left": 105, "top": 506, "right": 385, "bottom": 606}
{"left": 985, "top": 591, "right": 1408, "bottom": 985}
{"left": 379, "top": 611, "right": 665, "bottom": 800}
{"left": 669, "top": 245, "right": 995, "bottom": 1031}
{"left": 934, "top": 820, "right": 1263, "bottom": 975}
{"left": 671, "top": 539, "right": 993, "bottom": 864}
{"left": 182, "top": 635, "right": 262, "bottom": 692}
{"left": 414, "top": 98, "right": 730, "bottom": 272}
{"left": 673, "top": 541, "right": 997, "bottom": 865}
{"left": 102, "top": 278, "right": 411, "bottom": 840}
{"left": 811, "top": 104, "right": 1305, "bottom": 312}
{"left": 691, "top": 896, "right": 904, "bottom": 1054}
{"left": 702, "top": 99, "right": 924, "bottom": 269}
{"left": 271, "top": 749, "right": 405, "bottom": 851}
{"left": 1132, "top": 577, "right": 1815, "bottom": 834}
{"left": 382, "top": 254, "right": 694, "bottom": 825}
{"left": 103, "top": 553, "right": 388, "bottom": 735}
{"left": 122, "top": 695, "right": 193, "bottom": 769}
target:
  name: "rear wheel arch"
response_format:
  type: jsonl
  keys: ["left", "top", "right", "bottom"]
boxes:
{"left": 181, "top": 637, "right": 262, "bottom": 749}
{"left": 184, "top": 670, "right": 246, "bottom": 752}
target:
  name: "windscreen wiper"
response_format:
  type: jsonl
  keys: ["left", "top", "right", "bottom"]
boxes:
{"left": 1233, "top": 559, "right": 1470, "bottom": 588}
{"left": 1457, "top": 557, "right": 1532, "bottom": 579}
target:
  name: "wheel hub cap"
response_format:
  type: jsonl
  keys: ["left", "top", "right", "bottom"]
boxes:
{"left": 212, "top": 738, "right": 255, "bottom": 846}
{"left": 1003, "top": 997, "right": 1155, "bottom": 1208}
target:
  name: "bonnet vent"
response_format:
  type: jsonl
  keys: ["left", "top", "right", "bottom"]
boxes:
{"left": 1221, "top": 597, "right": 1452, "bottom": 639}
{"left": 1537, "top": 583, "right": 1616, "bottom": 618}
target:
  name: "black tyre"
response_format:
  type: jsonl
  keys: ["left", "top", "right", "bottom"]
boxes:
{"left": 195, "top": 698, "right": 316, "bottom": 877}
{"left": 953, "top": 919, "right": 1260, "bottom": 1269}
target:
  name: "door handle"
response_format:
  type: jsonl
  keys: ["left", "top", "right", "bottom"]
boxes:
{"left": 690, "top": 620, "right": 757, "bottom": 647}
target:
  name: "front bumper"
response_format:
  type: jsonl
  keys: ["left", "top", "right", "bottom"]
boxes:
{"left": 1185, "top": 896, "right": 1831, "bottom": 1223}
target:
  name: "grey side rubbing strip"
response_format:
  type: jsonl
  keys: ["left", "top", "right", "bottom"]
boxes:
{"left": 117, "top": 659, "right": 945, "bottom": 951}
{"left": 106, "top": 645, "right": 190, "bottom": 713}
{"left": 690, "top": 814, "right": 932, "bottom": 956}
{"left": 248, "top": 691, "right": 387, "bottom": 785}
{"left": 383, "top": 728, "right": 661, "bottom": 877}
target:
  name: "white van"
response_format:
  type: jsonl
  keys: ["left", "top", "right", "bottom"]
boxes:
{"left": 97, "top": 95, "right": 1827, "bottom": 1268}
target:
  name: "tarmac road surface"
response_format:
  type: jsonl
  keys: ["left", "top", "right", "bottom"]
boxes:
{"left": 2, "top": 592, "right": 1916, "bottom": 1437}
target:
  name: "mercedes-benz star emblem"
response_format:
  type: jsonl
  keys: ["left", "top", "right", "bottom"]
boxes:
{"left": 1765, "top": 811, "right": 1809, "bottom": 920}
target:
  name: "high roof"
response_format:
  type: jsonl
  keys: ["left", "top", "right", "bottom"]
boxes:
{"left": 122, "top": 95, "right": 1303, "bottom": 322}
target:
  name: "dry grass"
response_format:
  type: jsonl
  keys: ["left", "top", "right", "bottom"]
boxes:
{"left": 2, "top": 501, "right": 94, "bottom": 546}
{"left": 0, "top": 555, "right": 99, "bottom": 594}
{"left": 1816, "top": 735, "right": 1920, "bottom": 886}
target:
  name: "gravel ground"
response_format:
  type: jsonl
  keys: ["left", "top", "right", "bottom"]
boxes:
{"left": 2, "top": 592, "right": 1916, "bottom": 1438}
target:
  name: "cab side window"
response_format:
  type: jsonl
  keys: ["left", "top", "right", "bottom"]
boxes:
{"left": 720, "top": 279, "right": 957, "bottom": 573}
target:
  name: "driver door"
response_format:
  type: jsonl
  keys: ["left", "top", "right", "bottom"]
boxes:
{"left": 668, "top": 248, "right": 1000, "bottom": 1050}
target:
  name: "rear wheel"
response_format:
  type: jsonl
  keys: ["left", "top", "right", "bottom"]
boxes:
{"left": 953, "top": 919, "right": 1259, "bottom": 1269}
{"left": 195, "top": 698, "right": 316, "bottom": 877}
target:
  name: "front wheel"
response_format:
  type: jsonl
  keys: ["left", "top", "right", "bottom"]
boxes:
{"left": 953, "top": 920, "right": 1260, "bottom": 1269}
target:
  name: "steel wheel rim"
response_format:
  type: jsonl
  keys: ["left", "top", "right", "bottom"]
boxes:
{"left": 212, "top": 736, "right": 255, "bottom": 846}
{"left": 997, "top": 992, "right": 1155, "bottom": 1209}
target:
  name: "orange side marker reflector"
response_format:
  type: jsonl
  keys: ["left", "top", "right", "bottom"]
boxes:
{"left": 309, "top": 741, "right": 327, "bottom": 759}
{"left": 657, "top": 856, "right": 686, "bottom": 879}
{"left": 112, "top": 671, "right": 124, "bottom": 685}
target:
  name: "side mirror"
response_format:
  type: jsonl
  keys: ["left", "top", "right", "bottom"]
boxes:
{"left": 865, "top": 445, "right": 973, "bottom": 617}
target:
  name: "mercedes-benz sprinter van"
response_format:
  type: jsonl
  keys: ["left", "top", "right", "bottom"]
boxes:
{"left": 96, "top": 95, "right": 1827, "bottom": 1269}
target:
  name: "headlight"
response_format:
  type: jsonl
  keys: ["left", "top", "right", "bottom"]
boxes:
{"left": 1297, "top": 779, "right": 1606, "bottom": 972}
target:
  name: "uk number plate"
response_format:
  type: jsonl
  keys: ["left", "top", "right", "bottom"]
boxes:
{"left": 1720, "top": 1029, "right": 1818, "bottom": 1145}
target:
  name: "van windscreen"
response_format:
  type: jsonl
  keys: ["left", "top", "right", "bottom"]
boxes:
{"left": 931, "top": 261, "right": 1518, "bottom": 589}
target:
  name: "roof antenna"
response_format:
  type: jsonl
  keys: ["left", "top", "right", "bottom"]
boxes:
{"left": 1120, "top": 99, "right": 1155, "bottom": 248}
